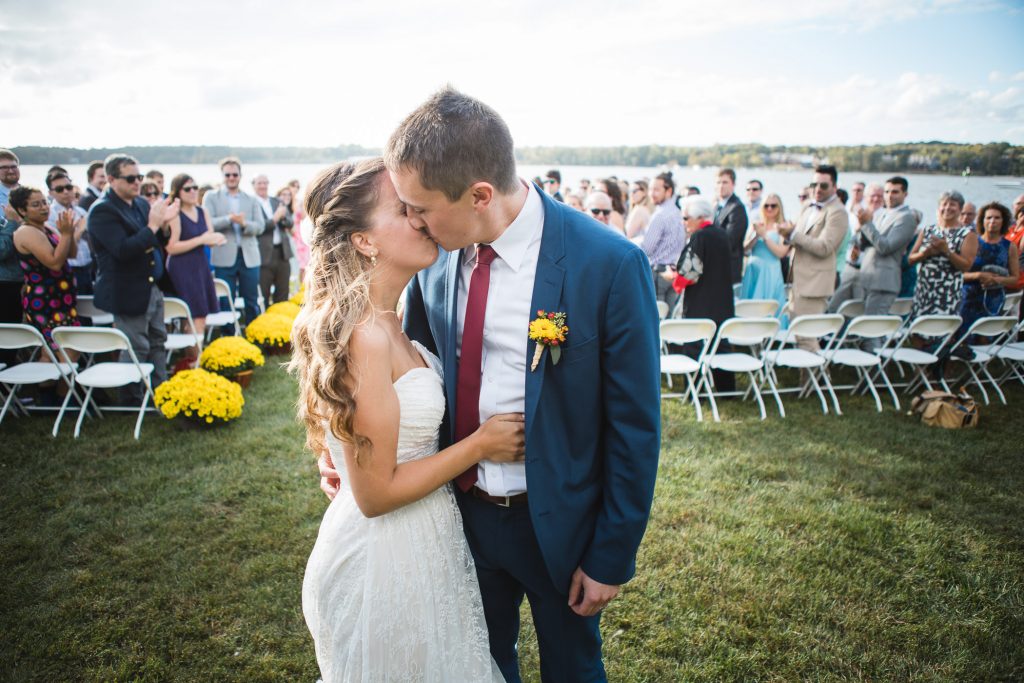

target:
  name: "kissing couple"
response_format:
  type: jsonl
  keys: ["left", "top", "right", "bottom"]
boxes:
{"left": 291, "top": 88, "right": 661, "bottom": 682}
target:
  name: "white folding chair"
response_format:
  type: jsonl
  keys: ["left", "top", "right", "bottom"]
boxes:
{"left": 659, "top": 319, "right": 716, "bottom": 422}
{"left": 656, "top": 301, "right": 670, "bottom": 320}
{"left": 763, "top": 314, "right": 845, "bottom": 416}
{"left": 877, "top": 315, "right": 961, "bottom": 394}
{"left": 835, "top": 299, "right": 866, "bottom": 320}
{"left": 0, "top": 324, "right": 80, "bottom": 434}
{"left": 205, "top": 278, "right": 242, "bottom": 341}
{"left": 163, "top": 297, "right": 203, "bottom": 364}
{"left": 702, "top": 317, "right": 781, "bottom": 421}
{"left": 51, "top": 327, "right": 155, "bottom": 440}
{"left": 889, "top": 297, "right": 914, "bottom": 318}
{"left": 820, "top": 315, "right": 903, "bottom": 412}
{"left": 944, "top": 316, "right": 1017, "bottom": 405}
{"left": 75, "top": 295, "right": 114, "bottom": 326}
{"left": 733, "top": 299, "right": 780, "bottom": 318}
{"left": 1002, "top": 291, "right": 1022, "bottom": 316}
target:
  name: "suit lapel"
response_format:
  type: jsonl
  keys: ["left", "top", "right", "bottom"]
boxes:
{"left": 443, "top": 248, "right": 462, "bottom": 427}
{"left": 525, "top": 193, "right": 566, "bottom": 443}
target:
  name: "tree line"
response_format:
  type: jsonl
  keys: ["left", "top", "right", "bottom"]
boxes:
{"left": 12, "top": 142, "right": 1022, "bottom": 176}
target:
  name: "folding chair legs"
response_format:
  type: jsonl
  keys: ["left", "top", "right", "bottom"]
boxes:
{"left": 73, "top": 387, "right": 94, "bottom": 438}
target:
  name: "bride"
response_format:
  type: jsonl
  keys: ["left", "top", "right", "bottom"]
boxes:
{"left": 291, "top": 158, "right": 523, "bottom": 682}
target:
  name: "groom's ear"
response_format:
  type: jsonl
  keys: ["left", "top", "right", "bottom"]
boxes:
{"left": 468, "top": 182, "right": 494, "bottom": 213}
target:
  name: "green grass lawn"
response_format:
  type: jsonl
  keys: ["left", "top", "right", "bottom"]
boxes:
{"left": 2, "top": 363, "right": 1022, "bottom": 682}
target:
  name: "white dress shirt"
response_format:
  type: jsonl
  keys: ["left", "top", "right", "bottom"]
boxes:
{"left": 255, "top": 195, "right": 280, "bottom": 245}
{"left": 457, "top": 180, "right": 544, "bottom": 496}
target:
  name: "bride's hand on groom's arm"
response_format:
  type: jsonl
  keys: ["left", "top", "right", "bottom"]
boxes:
{"left": 318, "top": 450, "right": 341, "bottom": 500}
{"left": 568, "top": 567, "right": 620, "bottom": 617}
{"left": 473, "top": 413, "right": 526, "bottom": 463}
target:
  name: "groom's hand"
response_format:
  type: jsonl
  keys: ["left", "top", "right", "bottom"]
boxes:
{"left": 318, "top": 451, "right": 341, "bottom": 500}
{"left": 568, "top": 567, "right": 620, "bottom": 617}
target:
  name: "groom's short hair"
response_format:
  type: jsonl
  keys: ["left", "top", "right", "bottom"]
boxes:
{"left": 384, "top": 86, "right": 519, "bottom": 202}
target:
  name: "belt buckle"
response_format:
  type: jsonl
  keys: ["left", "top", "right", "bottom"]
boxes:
{"left": 496, "top": 495, "right": 512, "bottom": 508}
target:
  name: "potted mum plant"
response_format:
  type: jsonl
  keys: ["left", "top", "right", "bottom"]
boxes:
{"left": 199, "top": 336, "right": 265, "bottom": 388}
{"left": 153, "top": 368, "right": 245, "bottom": 427}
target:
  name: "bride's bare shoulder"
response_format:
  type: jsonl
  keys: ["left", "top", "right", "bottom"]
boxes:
{"left": 348, "top": 323, "right": 394, "bottom": 379}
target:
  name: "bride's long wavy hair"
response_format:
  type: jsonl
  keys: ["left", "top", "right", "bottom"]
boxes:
{"left": 289, "top": 157, "right": 387, "bottom": 463}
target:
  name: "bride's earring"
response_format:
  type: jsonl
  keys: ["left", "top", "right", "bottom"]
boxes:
{"left": 370, "top": 251, "right": 378, "bottom": 266}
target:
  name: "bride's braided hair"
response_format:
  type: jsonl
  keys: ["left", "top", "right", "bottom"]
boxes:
{"left": 289, "top": 157, "right": 386, "bottom": 464}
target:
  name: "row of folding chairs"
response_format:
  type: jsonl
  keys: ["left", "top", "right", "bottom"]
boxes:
{"left": 660, "top": 312, "right": 1024, "bottom": 421}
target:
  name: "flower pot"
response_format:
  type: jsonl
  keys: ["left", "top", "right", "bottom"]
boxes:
{"left": 232, "top": 369, "right": 254, "bottom": 389}
{"left": 266, "top": 342, "right": 292, "bottom": 356}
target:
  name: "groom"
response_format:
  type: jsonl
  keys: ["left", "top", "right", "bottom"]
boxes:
{"left": 324, "top": 88, "right": 661, "bottom": 681}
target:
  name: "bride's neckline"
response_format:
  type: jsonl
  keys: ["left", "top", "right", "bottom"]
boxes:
{"left": 393, "top": 340, "right": 435, "bottom": 387}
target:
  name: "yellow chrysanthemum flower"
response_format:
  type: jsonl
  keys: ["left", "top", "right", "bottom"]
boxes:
{"left": 153, "top": 369, "right": 244, "bottom": 425}
{"left": 200, "top": 336, "right": 265, "bottom": 377}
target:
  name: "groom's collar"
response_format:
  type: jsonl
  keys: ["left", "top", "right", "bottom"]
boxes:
{"left": 462, "top": 179, "right": 544, "bottom": 273}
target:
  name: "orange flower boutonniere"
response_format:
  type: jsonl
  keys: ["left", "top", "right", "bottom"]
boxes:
{"left": 528, "top": 309, "right": 568, "bottom": 371}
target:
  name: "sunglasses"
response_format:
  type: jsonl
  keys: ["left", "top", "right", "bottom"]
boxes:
{"left": 809, "top": 182, "right": 832, "bottom": 189}
{"left": 798, "top": 194, "right": 809, "bottom": 200}
{"left": 763, "top": 203, "right": 779, "bottom": 209}
{"left": 142, "top": 191, "right": 160, "bottom": 197}
{"left": 182, "top": 185, "right": 199, "bottom": 192}
{"left": 52, "top": 184, "right": 74, "bottom": 193}
{"left": 118, "top": 174, "right": 145, "bottom": 183}
{"left": 589, "top": 208, "right": 611, "bottom": 216}
{"left": 224, "top": 172, "right": 240, "bottom": 178}
{"left": 543, "top": 179, "right": 557, "bottom": 184}
{"left": 746, "top": 187, "right": 761, "bottom": 192}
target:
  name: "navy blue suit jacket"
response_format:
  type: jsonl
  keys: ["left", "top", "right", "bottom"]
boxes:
{"left": 404, "top": 187, "right": 661, "bottom": 593}
{"left": 87, "top": 189, "right": 165, "bottom": 316}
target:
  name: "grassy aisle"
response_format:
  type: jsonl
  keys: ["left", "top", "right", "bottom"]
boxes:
{"left": 1, "top": 364, "right": 1021, "bottom": 682}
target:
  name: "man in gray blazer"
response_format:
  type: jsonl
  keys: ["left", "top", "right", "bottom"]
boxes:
{"left": 837, "top": 177, "right": 918, "bottom": 341}
{"left": 202, "top": 157, "right": 265, "bottom": 324}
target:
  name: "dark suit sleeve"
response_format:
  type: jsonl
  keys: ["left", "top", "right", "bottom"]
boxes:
{"left": 87, "top": 202, "right": 158, "bottom": 263}
{"left": 402, "top": 272, "right": 439, "bottom": 358}
{"left": 581, "top": 247, "right": 661, "bottom": 586}
{"left": 726, "top": 199, "right": 748, "bottom": 256}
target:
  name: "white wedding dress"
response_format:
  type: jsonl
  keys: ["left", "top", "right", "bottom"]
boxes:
{"left": 302, "top": 341, "right": 503, "bottom": 683}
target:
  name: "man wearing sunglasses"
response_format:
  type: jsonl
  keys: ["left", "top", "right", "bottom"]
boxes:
{"left": 777, "top": 164, "right": 850, "bottom": 352}
{"left": 202, "top": 157, "right": 267, "bottom": 325}
{"left": 46, "top": 171, "right": 94, "bottom": 294}
{"left": 543, "top": 169, "right": 564, "bottom": 202}
{"left": 584, "top": 191, "right": 614, "bottom": 228}
{"left": 87, "top": 153, "right": 180, "bottom": 396}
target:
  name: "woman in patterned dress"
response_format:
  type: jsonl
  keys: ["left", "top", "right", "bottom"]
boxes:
{"left": 9, "top": 186, "right": 80, "bottom": 355}
{"left": 907, "top": 190, "right": 978, "bottom": 319}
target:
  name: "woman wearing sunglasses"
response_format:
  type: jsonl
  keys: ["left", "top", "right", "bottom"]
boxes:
{"left": 165, "top": 174, "right": 225, "bottom": 340}
{"left": 625, "top": 180, "right": 654, "bottom": 243}
{"left": 740, "top": 193, "right": 791, "bottom": 325}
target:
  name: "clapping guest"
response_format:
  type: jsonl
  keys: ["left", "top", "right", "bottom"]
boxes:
{"left": 166, "top": 174, "right": 224, "bottom": 339}
{"left": 740, "top": 193, "right": 790, "bottom": 325}
{"left": 46, "top": 172, "right": 93, "bottom": 294}
{"left": 626, "top": 180, "right": 654, "bottom": 242}
{"left": 595, "top": 178, "right": 626, "bottom": 231}
{"left": 140, "top": 180, "right": 162, "bottom": 206}
{"left": 253, "top": 174, "right": 294, "bottom": 306}
{"left": 9, "top": 186, "right": 81, "bottom": 352}
{"left": 957, "top": 202, "right": 1019, "bottom": 337}
{"left": 907, "top": 191, "right": 978, "bottom": 319}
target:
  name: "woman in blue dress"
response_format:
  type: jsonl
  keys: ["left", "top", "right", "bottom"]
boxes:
{"left": 740, "top": 193, "right": 791, "bottom": 326}
{"left": 958, "top": 201, "right": 1019, "bottom": 340}
{"left": 165, "top": 174, "right": 225, "bottom": 340}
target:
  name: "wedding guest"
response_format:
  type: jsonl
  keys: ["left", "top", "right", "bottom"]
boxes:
{"left": 846, "top": 181, "right": 865, "bottom": 214}
{"left": 252, "top": 174, "right": 293, "bottom": 305}
{"left": 197, "top": 184, "right": 213, "bottom": 207}
{"left": 1005, "top": 204, "right": 1024, "bottom": 294}
{"left": 595, "top": 178, "right": 626, "bottom": 231}
{"left": 544, "top": 169, "right": 564, "bottom": 202}
{"left": 79, "top": 161, "right": 107, "bottom": 211}
{"left": 957, "top": 202, "right": 1018, "bottom": 338}
{"left": 0, "top": 215, "right": 23, "bottom": 364}
{"left": 46, "top": 172, "right": 93, "bottom": 294}
{"left": 641, "top": 172, "right": 685, "bottom": 315}
{"left": 626, "top": 180, "right": 654, "bottom": 241}
{"left": 584, "top": 191, "right": 616, "bottom": 230}
{"left": 145, "top": 170, "right": 166, "bottom": 197}
{"left": 166, "top": 174, "right": 224, "bottom": 339}
{"left": 565, "top": 193, "right": 585, "bottom": 212}
{"left": 713, "top": 168, "right": 749, "bottom": 288}
{"left": 663, "top": 195, "right": 736, "bottom": 390}
{"left": 202, "top": 157, "right": 265, "bottom": 324}
{"left": 140, "top": 180, "right": 162, "bottom": 206}
{"left": 88, "top": 153, "right": 179, "bottom": 393}
{"left": 740, "top": 193, "right": 790, "bottom": 325}
{"left": 578, "top": 178, "right": 591, "bottom": 195}
{"left": 0, "top": 149, "right": 21, "bottom": 216}
{"left": 9, "top": 186, "right": 80, "bottom": 351}
{"left": 907, "top": 191, "right": 978, "bottom": 319}
{"left": 744, "top": 179, "right": 763, "bottom": 216}
{"left": 288, "top": 179, "right": 310, "bottom": 283}
{"left": 960, "top": 202, "right": 977, "bottom": 230}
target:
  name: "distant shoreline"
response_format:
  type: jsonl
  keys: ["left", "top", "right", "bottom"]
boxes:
{"left": 11, "top": 141, "right": 1023, "bottom": 177}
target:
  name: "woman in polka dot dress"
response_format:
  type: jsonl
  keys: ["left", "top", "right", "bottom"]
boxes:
{"left": 9, "top": 186, "right": 81, "bottom": 352}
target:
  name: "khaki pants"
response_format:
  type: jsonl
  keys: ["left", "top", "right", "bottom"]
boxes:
{"left": 790, "top": 292, "right": 829, "bottom": 352}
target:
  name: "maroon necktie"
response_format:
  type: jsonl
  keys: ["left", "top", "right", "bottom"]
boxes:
{"left": 454, "top": 245, "right": 497, "bottom": 492}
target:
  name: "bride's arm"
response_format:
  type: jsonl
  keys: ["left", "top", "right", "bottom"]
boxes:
{"left": 341, "top": 326, "right": 524, "bottom": 518}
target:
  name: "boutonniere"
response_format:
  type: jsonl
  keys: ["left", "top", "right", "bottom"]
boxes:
{"left": 528, "top": 310, "right": 568, "bottom": 371}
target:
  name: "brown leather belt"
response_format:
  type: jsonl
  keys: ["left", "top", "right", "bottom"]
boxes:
{"left": 471, "top": 487, "right": 528, "bottom": 507}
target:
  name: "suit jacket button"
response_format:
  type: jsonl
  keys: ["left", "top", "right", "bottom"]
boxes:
{"left": 148, "top": 276, "right": 155, "bottom": 283}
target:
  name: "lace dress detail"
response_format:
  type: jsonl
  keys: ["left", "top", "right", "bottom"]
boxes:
{"left": 302, "top": 341, "right": 502, "bottom": 683}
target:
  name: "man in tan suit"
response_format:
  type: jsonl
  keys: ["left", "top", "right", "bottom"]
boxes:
{"left": 778, "top": 165, "right": 849, "bottom": 351}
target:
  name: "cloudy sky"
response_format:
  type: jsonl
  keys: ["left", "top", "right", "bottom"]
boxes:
{"left": 3, "top": 0, "right": 1022, "bottom": 149}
